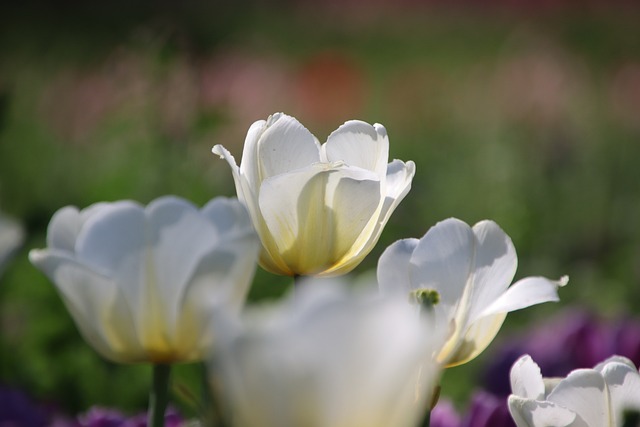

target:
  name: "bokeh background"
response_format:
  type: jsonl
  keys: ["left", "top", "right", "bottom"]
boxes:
{"left": 1, "top": 0, "right": 640, "bottom": 422}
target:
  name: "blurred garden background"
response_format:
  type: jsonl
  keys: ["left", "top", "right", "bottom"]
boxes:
{"left": 1, "top": 0, "right": 640, "bottom": 424}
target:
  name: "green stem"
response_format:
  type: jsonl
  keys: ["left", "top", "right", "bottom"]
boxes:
{"left": 149, "top": 364, "right": 172, "bottom": 427}
{"left": 420, "top": 410, "right": 431, "bottom": 427}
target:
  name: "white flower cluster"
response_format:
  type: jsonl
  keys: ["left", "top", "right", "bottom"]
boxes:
{"left": 28, "top": 113, "right": 584, "bottom": 427}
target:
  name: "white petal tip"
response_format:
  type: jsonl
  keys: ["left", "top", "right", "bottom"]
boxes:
{"left": 28, "top": 249, "right": 44, "bottom": 263}
{"left": 211, "top": 145, "right": 225, "bottom": 157}
{"left": 373, "top": 123, "right": 387, "bottom": 137}
{"left": 558, "top": 275, "right": 569, "bottom": 287}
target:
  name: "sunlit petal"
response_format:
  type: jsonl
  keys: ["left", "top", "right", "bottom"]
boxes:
{"left": 324, "top": 120, "right": 389, "bottom": 176}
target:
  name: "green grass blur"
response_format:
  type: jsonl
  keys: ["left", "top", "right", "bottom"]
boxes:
{"left": 1, "top": 1, "right": 640, "bottom": 416}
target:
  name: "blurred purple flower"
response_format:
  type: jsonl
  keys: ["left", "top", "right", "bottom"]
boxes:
{"left": 431, "top": 399, "right": 461, "bottom": 427}
{"left": 0, "top": 385, "right": 49, "bottom": 427}
{"left": 76, "top": 407, "right": 182, "bottom": 427}
{"left": 482, "top": 308, "right": 640, "bottom": 396}
{"left": 77, "top": 408, "right": 127, "bottom": 427}
{"left": 461, "top": 391, "right": 513, "bottom": 427}
{"left": 431, "top": 392, "right": 514, "bottom": 427}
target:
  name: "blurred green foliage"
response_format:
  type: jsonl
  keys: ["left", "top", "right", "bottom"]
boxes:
{"left": 1, "top": 1, "right": 640, "bottom": 416}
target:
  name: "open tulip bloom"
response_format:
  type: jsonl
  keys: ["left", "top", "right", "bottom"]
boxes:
{"left": 378, "top": 218, "right": 568, "bottom": 367}
{"left": 29, "top": 196, "right": 260, "bottom": 364}
{"left": 508, "top": 355, "right": 640, "bottom": 427}
{"left": 208, "top": 280, "right": 444, "bottom": 427}
{"left": 212, "top": 112, "right": 415, "bottom": 277}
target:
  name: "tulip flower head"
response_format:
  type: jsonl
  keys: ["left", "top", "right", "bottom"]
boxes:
{"left": 212, "top": 113, "right": 415, "bottom": 277}
{"left": 208, "top": 280, "right": 443, "bottom": 427}
{"left": 378, "top": 218, "right": 568, "bottom": 367}
{"left": 29, "top": 196, "right": 260, "bottom": 364}
{"left": 508, "top": 354, "right": 640, "bottom": 427}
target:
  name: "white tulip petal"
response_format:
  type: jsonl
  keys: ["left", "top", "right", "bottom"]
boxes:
{"left": 443, "top": 312, "right": 507, "bottom": 366}
{"left": 383, "top": 159, "right": 416, "bottom": 200}
{"left": 210, "top": 281, "right": 441, "bottom": 427}
{"left": 410, "top": 218, "right": 475, "bottom": 305}
{"left": 201, "top": 196, "right": 252, "bottom": 237}
{"left": 368, "top": 160, "right": 415, "bottom": 241}
{"left": 336, "top": 159, "right": 415, "bottom": 278}
{"left": 547, "top": 369, "right": 608, "bottom": 427}
{"left": 212, "top": 145, "right": 256, "bottom": 209}
{"left": 467, "top": 220, "right": 518, "bottom": 322}
{"left": 238, "top": 119, "right": 268, "bottom": 191}
{"left": 74, "top": 201, "right": 147, "bottom": 310}
{"left": 46, "top": 206, "right": 82, "bottom": 251}
{"left": 28, "top": 250, "right": 142, "bottom": 362}
{"left": 511, "top": 355, "right": 546, "bottom": 400}
{"left": 324, "top": 120, "right": 389, "bottom": 176}
{"left": 377, "top": 238, "right": 419, "bottom": 297}
{"left": 508, "top": 396, "right": 577, "bottom": 427}
{"left": 253, "top": 113, "right": 321, "bottom": 181}
{"left": 597, "top": 357, "right": 640, "bottom": 423}
{"left": 324, "top": 168, "right": 383, "bottom": 275}
{"left": 477, "top": 276, "right": 568, "bottom": 320}
{"left": 259, "top": 165, "right": 380, "bottom": 275}
{"left": 146, "top": 197, "right": 221, "bottom": 336}
{"left": 177, "top": 232, "right": 259, "bottom": 358}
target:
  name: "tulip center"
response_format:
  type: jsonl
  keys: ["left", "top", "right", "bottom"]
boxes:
{"left": 409, "top": 288, "right": 440, "bottom": 309}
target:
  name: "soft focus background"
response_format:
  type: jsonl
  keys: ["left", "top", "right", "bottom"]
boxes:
{"left": 1, "top": 0, "right": 640, "bottom": 422}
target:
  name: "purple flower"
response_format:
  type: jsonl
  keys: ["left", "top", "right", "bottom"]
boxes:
{"left": 76, "top": 407, "right": 182, "bottom": 427}
{"left": 431, "top": 399, "right": 461, "bottom": 427}
{"left": 461, "top": 391, "right": 513, "bottom": 427}
{"left": 0, "top": 385, "right": 49, "bottom": 427}
{"left": 78, "top": 408, "right": 127, "bottom": 427}
{"left": 482, "top": 308, "right": 640, "bottom": 396}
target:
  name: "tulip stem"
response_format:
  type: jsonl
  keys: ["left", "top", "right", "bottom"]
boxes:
{"left": 420, "top": 410, "right": 430, "bottom": 427}
{"left": 149, "top": 364, "right": 172, "bottom": 427}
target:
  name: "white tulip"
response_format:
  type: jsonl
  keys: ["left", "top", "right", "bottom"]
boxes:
{"left": 378, "top": 218, "right": 568, "bottom": 367}
{"left": 508, "top": 354, "right": 640, "bottom": 427}
{"left": 212, "top": 113, "right": 415, "bottom": 277}
{"left": 29, "top": 196, "right": 260, "bottom": 364}
{"left": 208, "top": 279, "right": 443, "bottom": 427}
{"left": 0, "top": 212, "right": 24, "bottom": 277}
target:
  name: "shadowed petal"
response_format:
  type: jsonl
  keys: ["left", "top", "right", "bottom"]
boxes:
{"left": 410, "top": 218, "right": 475, "bottom": 306}
{"left": 28, "top": 250, "right": 142, "bottom": 362}
{"left": 252, "top": 113, "right": 321, "bottom": 182}
{"left": 377, "top": 238, "right": 419, "bottom": 297}
{"left": 547, "top": 369, "right": 608, "bottom": 427}
{"left": 511, "top": 355, "right": 546, "bottom": 400}
{"left": 467, "top": 221, "right": 518, "bottom": 322}
{"left": 508, "top": 396, "right": 577, "bottom": 427}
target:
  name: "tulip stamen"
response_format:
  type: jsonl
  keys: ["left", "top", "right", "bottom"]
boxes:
{"left": 409, "top": 288, "right": 440, "bottom": 309}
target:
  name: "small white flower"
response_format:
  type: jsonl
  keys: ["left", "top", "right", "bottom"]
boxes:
{"left": 213, "top": 112, "right": 415, "bottom": 277}
{"left": 378, "top": 218, "right": 568, "bottom": 367}
{"left": 208, "top": 279, "right": 443, "bottom": 427}
{"left": 508, "top": 354, "right": 640, "bottom": 427}
{"left": 29, "top": 196, "right": 260, "bottom": 364}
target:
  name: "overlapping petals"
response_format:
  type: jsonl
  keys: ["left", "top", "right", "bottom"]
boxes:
{"left": 508, "top": 355, "right": 640, "bottom": 427}
{"left": 29, "top": 196, "right": 260, "bottom": 364}
{"left": 212, "top": 112, "right": 415, "bottom": 277}
{"left": 208, "top": 280, "right": 443, "bottom": 427}
{"left": 378, "top": 218, "right": 568, "bottom": 367}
